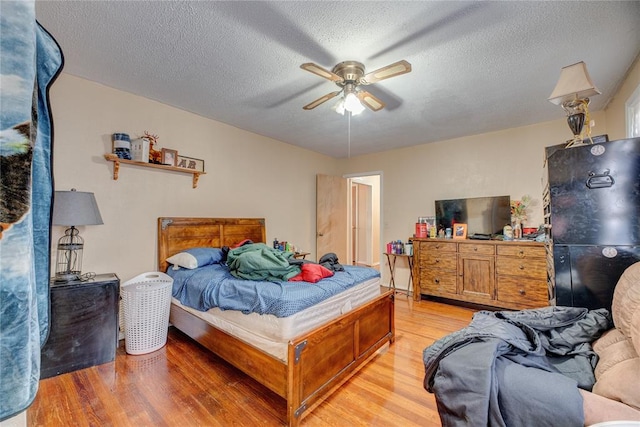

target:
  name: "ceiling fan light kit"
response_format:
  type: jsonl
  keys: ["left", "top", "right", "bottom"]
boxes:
{"left": 334, "top": 83, "right": 365, "bottom": 115}
{"left": 301, "top": 59, "right": 411, "bottom": 114}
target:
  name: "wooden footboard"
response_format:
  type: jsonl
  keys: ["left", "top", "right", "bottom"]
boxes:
{"left": 169, "top": 290, "right": 394, "bottom": 426}
{"left": 286, "top": 290, "right": 395, "bottom": 425}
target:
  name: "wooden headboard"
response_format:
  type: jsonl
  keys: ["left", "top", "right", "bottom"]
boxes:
{"left": 157, "top": 217, "right": 266, "bottom": 273}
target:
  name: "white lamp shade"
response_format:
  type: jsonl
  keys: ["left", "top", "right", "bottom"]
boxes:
{"left": 52, "top": 189, "right": 103, "bottom": 226}
{"left": 548, "top": 61, "right": 601, "bottom": 105}
{"left": 344, "top": 93, "right": 365, "bottom": 115}
{"left": 335, "top": 98, "right": 346, "bottom": 115}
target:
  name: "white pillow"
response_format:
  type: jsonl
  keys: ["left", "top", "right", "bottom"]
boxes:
{"left": 166, "top": 248, "right": 223, "bottom": 270}
{"left": 166, "top": 252, "right": 199, "bottom": 270}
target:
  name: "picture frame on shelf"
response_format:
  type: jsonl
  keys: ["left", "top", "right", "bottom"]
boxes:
{"left": 176, "top": 155, "right": 205, "bottom": 172}
{"left": 161, "top": 148, "right": 178, "bottom": 166}
{"left": 453, "top": 223, "right": 468, "bottom": 239}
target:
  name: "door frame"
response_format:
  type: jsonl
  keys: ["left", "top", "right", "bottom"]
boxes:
{"left": 344, "top": 171, "right": 383, "bottom": 268}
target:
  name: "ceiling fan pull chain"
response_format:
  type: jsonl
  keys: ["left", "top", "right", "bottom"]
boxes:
{"left": 348, "top": 112, "right": 351, "bottom": 158}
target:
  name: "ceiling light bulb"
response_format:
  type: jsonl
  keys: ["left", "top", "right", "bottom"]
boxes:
{"left": 335, "top": 98, "right": 346, "bottom": 115}
{"left": 344, "top": 92, "right": 362, "bottom": 111}
{"left": 350, "top": 101, "right": 365, "bottom": 115}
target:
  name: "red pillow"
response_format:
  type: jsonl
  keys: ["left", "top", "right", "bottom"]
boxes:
{"left": 289, "top": 264, "right": 334, "bottom": 283}
{"left": 232, "top": 239, "right": 253, "bottom": 248}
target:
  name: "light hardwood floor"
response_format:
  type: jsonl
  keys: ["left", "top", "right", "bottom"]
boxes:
{"left": 27, "top": 293, "right": 476, "bottom": 426}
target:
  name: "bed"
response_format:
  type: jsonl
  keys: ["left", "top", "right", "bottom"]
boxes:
{"left": 157, "top": 217, "right": 395, "bottom": 426}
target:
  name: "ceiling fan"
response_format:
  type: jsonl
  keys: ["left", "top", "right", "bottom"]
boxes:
{"left": 300, "top": 60, "right": 412, "bottom": 114}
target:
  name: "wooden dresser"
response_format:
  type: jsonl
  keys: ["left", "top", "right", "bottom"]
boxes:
{"left": 413, "top": 239, "right": 547, "bottom": 310}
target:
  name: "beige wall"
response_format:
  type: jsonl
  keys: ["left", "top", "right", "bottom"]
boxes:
{"left": 346, "top": 111, "right": 607, "bottom": 232}
{"left": 50, "top": 56, "right": 638, "bottom": 289}
{"left": 50, "top": 75, "right": 339, "bottom": 282}
{"left": 604, "top": 55, "right": 640, "bottom": 140}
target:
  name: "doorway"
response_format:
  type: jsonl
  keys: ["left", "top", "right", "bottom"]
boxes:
{"left": 348, "top": 174, "right": 381, "bottom": 268}
{"left": 316, "top": 173, "right": 381, "bottom": 268}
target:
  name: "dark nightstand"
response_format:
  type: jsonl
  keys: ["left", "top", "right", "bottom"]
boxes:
{"left": 41, "top": 273, "right": 120, "bottom": 379}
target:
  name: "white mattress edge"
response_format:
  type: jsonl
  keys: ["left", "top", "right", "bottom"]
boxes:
{"left": 171, "top": 276, "right": 381, "bottom": 362}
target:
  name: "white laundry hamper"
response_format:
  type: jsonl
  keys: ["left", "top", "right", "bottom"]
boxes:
{"left": 121, "top": 272, "right": 173, "bottom": 355}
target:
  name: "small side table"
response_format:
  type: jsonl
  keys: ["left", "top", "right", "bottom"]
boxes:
{"left": 384, "top": 253, "right": 414, "bottom": 295}
{"left": 41, "top": 273, "right": 120, "bottom": 378}
{"left": 293, "top": 252, "right": 310, "bottom": 259}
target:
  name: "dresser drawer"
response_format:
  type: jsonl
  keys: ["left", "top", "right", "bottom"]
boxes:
{"left": 497, "top": 245, "right": 545, "bottom": 258}
{"left": 419, "top": 270, "right": 457, "bottom": 295}
{"left": 458, "top": 242, "right": 495, "bottom": 255}
{"left": 496, "top": 276, "right": 548, "bottom": 309}
{"left": 496, "top": 257, "right": 546, "bottom": 279}
{"left": 419, "top": 256, "right": 457, "bottom": 270}
{"left": 418, "top": 241, "right": 457, "bottom": 254}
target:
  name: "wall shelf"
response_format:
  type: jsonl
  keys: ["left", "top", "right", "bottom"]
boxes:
{"left": 104, "top": 154, "right": 205, "bottom": 188}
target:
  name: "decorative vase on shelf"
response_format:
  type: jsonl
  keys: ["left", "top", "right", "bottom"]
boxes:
{"left": 513, "top": 220, "right": 522, "bottom": 239}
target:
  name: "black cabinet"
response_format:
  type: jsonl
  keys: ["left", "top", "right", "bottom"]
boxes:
{"left": 41, "top": 273, "right": 119, "bottom": 379}
{"left": 544, "top": 137, "right": 640, "bottom": 311}
{"left": 552, "top": 244, "right": 640, "bottom": 310}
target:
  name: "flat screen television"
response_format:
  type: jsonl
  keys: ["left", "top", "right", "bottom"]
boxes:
{"left": 435, "top": 195, "right": 511, "bottom": 237}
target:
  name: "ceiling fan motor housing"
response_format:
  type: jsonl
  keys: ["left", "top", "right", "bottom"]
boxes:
{"left": 332, "top": 61, "right": 365, "bottom": 86}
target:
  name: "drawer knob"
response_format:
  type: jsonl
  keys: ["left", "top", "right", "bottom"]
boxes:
{"left": 474, "top": 247, "right": 478, "bottom": 251}
{"left": 434, "top": 278, "right": 440, "bottom": 284}
{"left": 518, "top": 250, "right": 525, "bottom": 257}
{"left": 519, "top": 289, "right": 526, "bottom": 295}
{"left": 435, "top": 259, "right": 440, "bottom": 263}
{"left": 519, "top": 264, "right": 525, "bottom": 270}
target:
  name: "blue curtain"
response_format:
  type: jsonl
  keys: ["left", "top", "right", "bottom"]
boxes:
{"left": 0, "top": 0, "right": 63, "bottom": 420}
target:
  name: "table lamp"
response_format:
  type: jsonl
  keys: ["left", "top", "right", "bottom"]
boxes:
{"left": 52, "top": 189, "right": 103, "bottom": 282}
{"left": 548, "top": 61, "right": 601, "bottom": 147}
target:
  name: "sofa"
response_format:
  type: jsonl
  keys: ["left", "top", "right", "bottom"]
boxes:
{"left": 581, "top": 261, "right": 640, "bottom": 425}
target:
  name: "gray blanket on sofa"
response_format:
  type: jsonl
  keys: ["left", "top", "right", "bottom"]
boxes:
{"left": 423, "top": 306, "right": 611, "bottom": 427}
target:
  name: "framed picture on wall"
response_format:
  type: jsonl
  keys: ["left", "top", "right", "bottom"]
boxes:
{"left": 176, "top": 155, "right": 205, "bottom": 172}
{"left": 161, "top": 148, "right": 178, "bottom": 166}
{"left": 453, "top": 223, "right": 468, "bottom": 239}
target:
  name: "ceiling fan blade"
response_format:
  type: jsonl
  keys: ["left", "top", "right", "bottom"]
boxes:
{"left": 303, "top": 90, "right": 342, "bottom": 110}
{"left": 360, "top": 60, "right": 412, "bottom": 85}
{"left": 357, "top": 90, "right": 385, "bottom": 112}
{"left": 300, "top": 63, "right": 344, "bottom": 83}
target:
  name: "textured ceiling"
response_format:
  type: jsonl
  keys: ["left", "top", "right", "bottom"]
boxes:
{"left": 35, "top": 1, "right": 640, "bottom": 158}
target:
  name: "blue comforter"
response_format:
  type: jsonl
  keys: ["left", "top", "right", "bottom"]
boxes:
{"left": 167, "top": 264, "right": 380, "bottom": 317}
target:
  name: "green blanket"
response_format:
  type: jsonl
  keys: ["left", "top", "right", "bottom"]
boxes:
{"left": 227, "top": 243, "right": 300, "bottom": 282}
